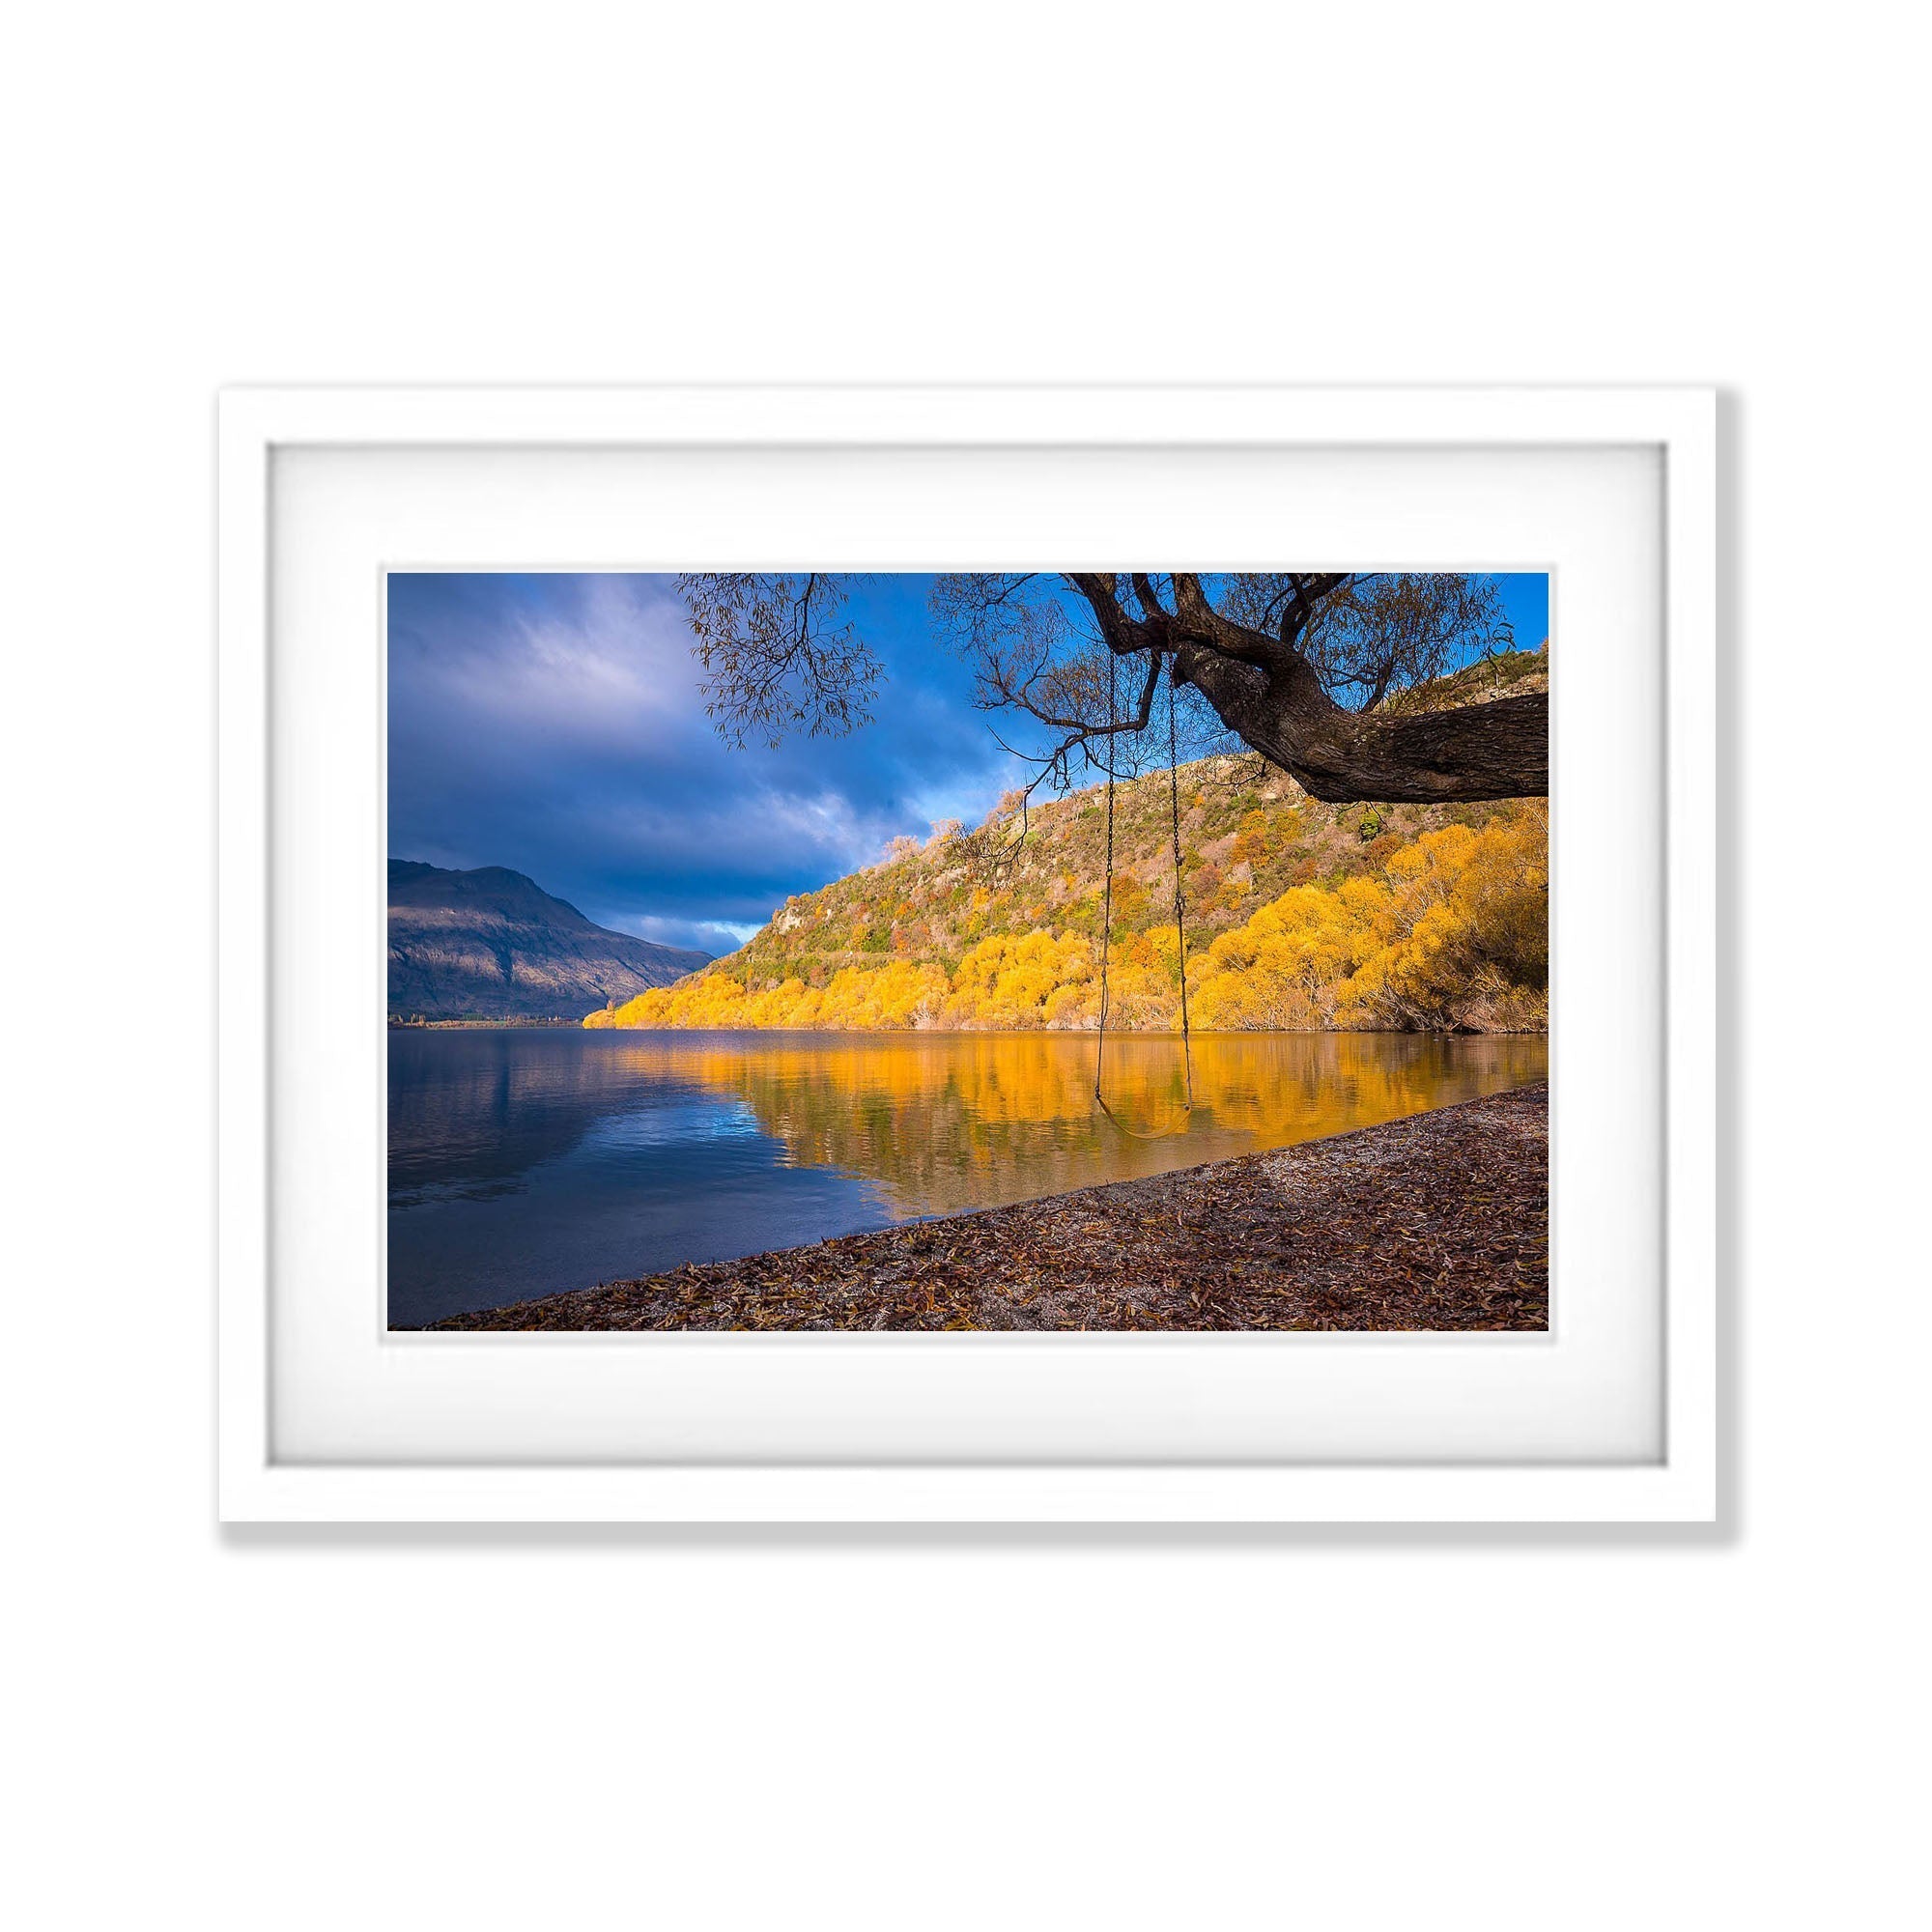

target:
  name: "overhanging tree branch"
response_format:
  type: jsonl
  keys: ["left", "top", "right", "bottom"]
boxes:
{"left": 681, "top": 569, "right": 1547, "bottom": 803}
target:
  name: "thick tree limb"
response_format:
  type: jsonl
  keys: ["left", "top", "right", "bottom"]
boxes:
{"left": 1057, "top": 572, "right": 1546, "bottom": 803}
{"left": 1175, "top": 643, "right": 1547, "bottom": 803}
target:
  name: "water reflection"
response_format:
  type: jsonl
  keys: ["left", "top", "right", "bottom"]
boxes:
{"left": 387, "top": 1028, "right": 1546, "bottom": 1323}
{"left": 598, "top": 1030, "right": 1546, "bottom": 1214}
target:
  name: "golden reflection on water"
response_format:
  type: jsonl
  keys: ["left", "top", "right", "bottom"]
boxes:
{"left": 594, "top": 1030, "right": 1548, "bottom": 1220}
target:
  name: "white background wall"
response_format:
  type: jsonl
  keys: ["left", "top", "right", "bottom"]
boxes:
{"left": 3, "top": 5, "right": 1924, "bottom": 1927}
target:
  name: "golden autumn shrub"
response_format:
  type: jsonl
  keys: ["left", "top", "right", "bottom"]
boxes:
{"left": 1338, "top": 808, "right": 1548, "bottom": 1032}
{"left": 1188, "top": 807, "right": 1546, "bottom": 1034}
{"left": 1191, "top": 881, "right": 1376, "bottom": 1030}
{"left": 943, "top": 930, "right": 1093, "bottom": 1029}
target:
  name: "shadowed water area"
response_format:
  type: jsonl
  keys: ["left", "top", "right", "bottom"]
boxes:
{"left": 387, "top": 1028, "right": 1548, "bottom": 1325}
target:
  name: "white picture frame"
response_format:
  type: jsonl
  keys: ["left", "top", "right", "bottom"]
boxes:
{"left": 218, "top": 384, "right": 1716, "bottom": 1523}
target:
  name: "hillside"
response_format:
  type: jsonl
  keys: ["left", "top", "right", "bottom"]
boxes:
{"left": 388, "top": 862, "right": 710, "bottom": 1021}
{"left": 590, "top": 651, "right": 1548, "bottom": 1036}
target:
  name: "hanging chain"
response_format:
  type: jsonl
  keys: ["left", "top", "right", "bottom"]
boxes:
{"left": 1094, "top": 651, "right": 1117, "bottom": 1102}
{"left": 1095, "top": 650, "right": 1195, "bottom": 1131}
{"left": 1168, "top": 668, "right": 1194, "bottom": 1108}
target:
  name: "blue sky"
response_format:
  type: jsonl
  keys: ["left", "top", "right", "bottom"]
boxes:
{"left": 388, "top": 572, "right": 1549, "bottom": 956}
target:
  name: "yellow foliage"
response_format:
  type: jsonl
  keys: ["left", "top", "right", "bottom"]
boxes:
{"left": 1191, "top": 805, "right": 1547, "bottom": 1033}
{"left": 1230, "top": 809, "right": 1272, "bottom": 867}
{"left": 945, "top": 930, "right": 1093, "bottom": 1029}
{"left": 587, "top": 805, "right": 1547, "bottom": 1037}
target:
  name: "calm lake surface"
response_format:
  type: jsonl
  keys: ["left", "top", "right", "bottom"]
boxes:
{"left": 387, "top": 1028, "right": 1548, "bottom": 1324}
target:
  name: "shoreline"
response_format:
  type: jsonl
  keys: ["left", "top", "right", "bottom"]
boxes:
{"left": 428, "top": 1081, "right": 1548, "bottom": 1333}
{"left": 395, "top": 1020, "right": 1549, "bottom": 1037}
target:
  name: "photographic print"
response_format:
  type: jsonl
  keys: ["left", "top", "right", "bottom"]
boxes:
{"left": 388, "top": 570, "right": 1549, "bottom": 1332}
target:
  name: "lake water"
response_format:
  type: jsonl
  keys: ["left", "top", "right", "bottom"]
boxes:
{"left": 387, "top": 1028, "right": 1548, "bottom": 1325}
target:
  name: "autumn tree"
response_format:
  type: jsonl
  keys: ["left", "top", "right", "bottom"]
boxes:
{"left": 680, "top": 572, "right": 1539, "bottom": 805}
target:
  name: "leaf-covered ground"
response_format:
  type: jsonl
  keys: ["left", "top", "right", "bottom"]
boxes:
{"left": 429, "top": 1082, "right": 1548, "bottom": 1332}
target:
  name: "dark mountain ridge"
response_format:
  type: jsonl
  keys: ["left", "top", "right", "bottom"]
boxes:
{"left": 388, "top": 861, "right": 710, "bottom": 1020}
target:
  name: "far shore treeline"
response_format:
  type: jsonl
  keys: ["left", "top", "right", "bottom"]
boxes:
{"left": 589, "top": 653, "right": 1548, "bottom": 1039}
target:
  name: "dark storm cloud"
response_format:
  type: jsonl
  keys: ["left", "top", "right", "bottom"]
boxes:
{"left": 386, "top": 573, "right": 1023, "bottom": 954}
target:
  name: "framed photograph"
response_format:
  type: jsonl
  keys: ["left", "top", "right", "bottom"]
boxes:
{"left": 217, "top": 384, "right": 1716, "bottom": 1521}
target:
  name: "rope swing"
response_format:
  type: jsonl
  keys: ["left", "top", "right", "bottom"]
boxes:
{"left": 1094, "top": 650, "right": 1197, "bottom": 1140}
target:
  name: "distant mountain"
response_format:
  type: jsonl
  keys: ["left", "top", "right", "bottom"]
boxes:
{"left": 388, "top": 862, "right": 711, "bottom": 1020}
